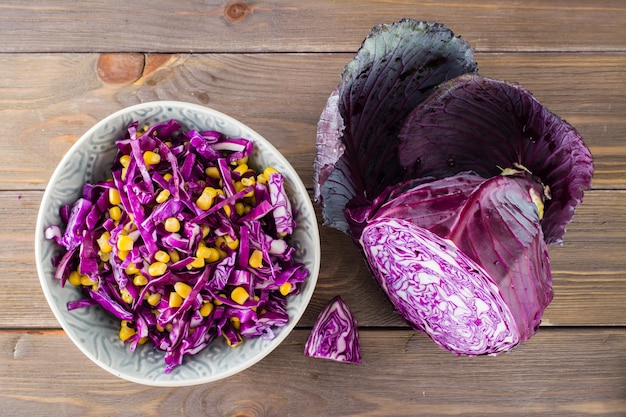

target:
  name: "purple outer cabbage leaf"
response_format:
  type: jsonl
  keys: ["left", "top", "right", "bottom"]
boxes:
{"left": 398, "top": 73, "right": 594, "bottom": 244}
{"left": 314, "top": 19, "right": 477, "bottom": 234}
{"left": 445, "top": 173, "right": 553, "bottom": 344}
{"left": 304, "top": 295, "right": 362, "bottom": 363}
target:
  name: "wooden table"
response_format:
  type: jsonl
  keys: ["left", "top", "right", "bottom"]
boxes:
{"left": 1, "top": 1, "right": 625, "bottom": 416}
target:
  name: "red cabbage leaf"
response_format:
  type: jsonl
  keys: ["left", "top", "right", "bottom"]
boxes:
{"left": 314, "top": 19, "right": 477, "bottom": 234}
{"left": 399, "top": 74, "right": 593, "bottom": 244}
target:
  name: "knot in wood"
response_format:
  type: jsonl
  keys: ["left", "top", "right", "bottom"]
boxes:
{"left": 224, "top": 1, "right": 251, "bottom": 22}
{"left": 97, "top": 53, "right": 145, "bottom": 85}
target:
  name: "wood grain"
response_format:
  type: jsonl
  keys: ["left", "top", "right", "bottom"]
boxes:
{"left": 2, "top": 2, "right": 625, "bottom": 415}
{"left": 1, "top": 328, "right": 625, "bottom": 417}
{"left": 1, "top": 52, "right": 624, "bottom": 190}
{"left": 0, "top": 1, "right": 624, "bottom": 53}
{"left": 3, "top": 189, "right": 625, "bottom": 329}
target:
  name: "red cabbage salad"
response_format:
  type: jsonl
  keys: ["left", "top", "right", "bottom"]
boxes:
{"left": 45, "top": 119, "right": 309, "bottom": 373}
{"left": 314, "top": 19, "right": 593, "bottom": 356}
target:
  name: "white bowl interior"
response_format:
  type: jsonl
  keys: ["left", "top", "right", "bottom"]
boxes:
{"left": 35, "top": 101, "right": 320, "bottom": 386}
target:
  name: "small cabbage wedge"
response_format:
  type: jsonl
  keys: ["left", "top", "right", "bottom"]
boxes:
{"left": 313, "top": 19, "right": 593, "bottom": 356}
{"left": 305, "top": 296, "right": 362, "bottom": 363}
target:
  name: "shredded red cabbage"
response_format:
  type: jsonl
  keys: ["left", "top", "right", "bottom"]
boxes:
{"left": 46, "top": 119, "right": 309, "bottom": 373}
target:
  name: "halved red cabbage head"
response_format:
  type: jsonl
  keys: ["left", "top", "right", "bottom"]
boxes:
{"left": 313, "top": 19, "right": 593, "bottom": 356}
{"left": 360, "top": 217, "right": 519, "bottom": 354}
{"left": 304, "top": 296, "right": 361, "bottom": 363}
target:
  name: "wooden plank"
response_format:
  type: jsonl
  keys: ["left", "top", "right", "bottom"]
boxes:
{"left": 0, "top": 52, "right": 624, "bottom": 191}
{"left": 1, "top": 328, "right": 625, "bottom": 416}
{"left": 0, "top": 1, "right": 624, "bottom": 53}
{"left": 3, "top": 189, "right": 625, "bottom": 329}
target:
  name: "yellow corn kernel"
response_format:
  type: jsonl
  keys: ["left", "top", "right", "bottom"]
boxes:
{"left": 230, "top": 287, "right": 249, "bottom": 305}
{"left": 109, "top": 188, "right": 122, "bottom": 205}
{"left": 256, "top": 173, "right": 267, "bottom": 184}
{"left": 224, "top": 235, "right": 239, "bottom": 250}
{"left": 234, "top": 202, "right": 246, "bottom": 216}
{"left": 138, "top": 337, "right": 148, "bottom": 345}
{"left": 68, "top": 270, "right": 82, "bottom": 286}
{"left": 163, "top": 172, "right": 173, "bottom": 181}
{"left": 156, "top": 189, "right": 171, "bottom": 204}
{"left": 201, "top": 225, "right": 211, "bottom": 238}
{"left": 98, "top": 251, "right": 110, "bottom": 262}
{"left": 199, "top": 302, "right": 214, "bottom": 317}
{"left": 120, "top": 288, "right": 133, "bottom": 304}
{"left": 155, "top": 324, "right": 165, "bottom": 332}
{"left": 213, "top": 294, "right": 225, "bottom": 306}
{"left": 196, "top": 245, "right": 211, "bottom": 259}
{"left": 121, "top": 166, "right": 128, "bottom": 181}
{"left": 163, "top": 217, "right": 180, "bottom": 233}
{"left": 80, "top": 274, "right": 96, "bottom": 287}
{"left": 154, "top": 250, "right": 171, "bottom": 263}
{"left": 174, "top": 282, "right": 193, "bottom": 298}
{"left": 187, "top": 256, "right": 205, "bottom": 269}
{"left": 263, "top": 166, "right": 279, "bottom": 178}
{"left": 147, "top": 292, "right": 162, "bottom": 306}
{"left": 96, "top": 231, "right": 112, "bottom": 253}
{"left": 236, "top": 156, "right": 249, "bottom": 165}
{"left": 143, "top": 150, "right": 161, "bottom": 166}
{"left": 223, "top": 204, "right": 232, "bottom": 217}
{"left": 117, "top": 235, "right": 134, "bottom": 252}
{"left": 119, "top": 154, "right": 131, "bottom": 168}
{"left": 241, "top": 176, "right": 255, "bottom": 187}
{"left": 230, "top": 317, "right": 241, "bottom": 330}
{"left": 117, "top": 250, "right": 129, "bottom": 261}
{"left": 119, "top": 325, "right": 136, "bottom": 342}
{"left": 169, "top": 291, "right": 183, "bottom": 308}
{"left": 202, "top": 247, "right": 220, "bottom": 263}
{"left": 124, "top": 262, "right": 139, "bottom": 275}
{"left": 108, "top": 206, "right": 122, "bottom": 222}
{"left": 167, "top": 249, "right": 180, "bottom": 263}
{"left": 133, "top": 273, "right": 148, "bottom": 287}
{"left": 205, "top": 166, "right": 220, "bottom": 179}
{"left": 148, "top": 261, "right": 167, "bottom": 277}
{"left": 249, "top": 249, "right": 263, "bottom": 268}
{"left": 233, "top": 163, "right": 249, "bottom": 176}
{"left": 279, "top": 282, "right": 292, "bottom": 296}
{"left": 196, "top": 192, "right": 214, "bottom": 211}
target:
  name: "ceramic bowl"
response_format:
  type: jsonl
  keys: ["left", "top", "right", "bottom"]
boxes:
{"left": 35, "top": 101, "right": 320, "bottom": 386}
